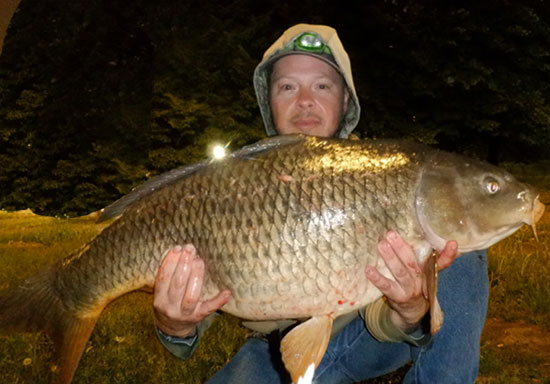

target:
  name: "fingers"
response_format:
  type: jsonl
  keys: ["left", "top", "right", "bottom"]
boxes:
{"left": 383, "top": 231, "right": 421, "bottom": 275}
{"left": 437, "top": 240, "right": 458, "bottom": 271}
{"left": 168, "top": 246, "right": 195, "bottom": 304}
{"left": 365, "top": 266, "right": 391, "bottom": 292}
{"left": 366, "top": 231, "right": 430, "bottom": 330}
{"left": 153, "top": 244, "right": 231, "bottom": 337}
{"left": 367, "top": 231, "right": 422, "bottom": 302}
{"left": 154, "top": 245, "right": 189, "bottom": 304}
{"left": 179, "top": 257, "right": 204, "bottom": 315}
{"left": 199, "top": 289, "right": 232, "bottom": 318}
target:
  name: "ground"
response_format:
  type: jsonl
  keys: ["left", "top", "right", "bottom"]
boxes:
{"left": 363, "top": 318, "right": 550, "bottom": 383}
{"left": 477, "top": 318, "right": 550, "bottom": 383}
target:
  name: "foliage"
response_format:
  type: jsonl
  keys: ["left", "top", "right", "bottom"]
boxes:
{"left": 0, "top": 0, "right": 549, "bottom": 215}
{"left": 348, "top": 1, "right": 550, "bottom": 162}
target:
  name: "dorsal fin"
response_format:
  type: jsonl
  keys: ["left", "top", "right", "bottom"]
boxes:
{"left": 97, "top": 135, "right": 305, "bottom": 222}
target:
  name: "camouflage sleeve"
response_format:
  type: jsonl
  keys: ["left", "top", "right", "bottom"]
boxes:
{"left": 155, "top": 313, "right": 217, "bottom": 360}
{"left": 363, "top": 298, "right": 432, "bottom": 347}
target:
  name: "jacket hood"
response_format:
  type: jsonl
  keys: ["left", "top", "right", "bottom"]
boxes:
{"left": 253, "top": 24, "right": 360, "bottom": 139}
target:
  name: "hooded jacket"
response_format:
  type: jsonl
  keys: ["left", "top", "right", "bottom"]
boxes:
{"left": 253, "top": 24, "right": 361, "bottom": 139}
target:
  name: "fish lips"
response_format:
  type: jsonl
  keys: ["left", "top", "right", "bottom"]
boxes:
{"left": 529, "top": 197, "right": 545, "bottom": 225}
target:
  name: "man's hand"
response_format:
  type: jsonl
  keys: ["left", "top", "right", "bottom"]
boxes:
{"left": 153, "top": 244, "right": 231, "bottom": 338}
{"left": 365, "top": 231, "right": 458, "bottom": 332}
{"left": 435, "top": 240, "right": 458, "bottom": 271}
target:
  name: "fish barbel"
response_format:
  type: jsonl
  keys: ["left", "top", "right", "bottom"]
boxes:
{"left": 0, "top": 135, "right": 544, "bottom": 383}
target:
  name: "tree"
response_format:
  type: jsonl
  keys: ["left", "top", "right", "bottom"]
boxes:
{"left": 0, "top": 0, "right": 549, "bottom": 216}
{"left": 344, "top": 0, "right": 550, "bottom": 162}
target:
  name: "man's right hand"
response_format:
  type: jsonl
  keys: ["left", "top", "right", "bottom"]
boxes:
{"left": 153, "top": 244, "right": 232, "bottom": 338}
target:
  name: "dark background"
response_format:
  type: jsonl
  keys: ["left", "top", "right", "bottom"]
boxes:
{"left": 1, "top": 0, "right": 549, "bottom": 216}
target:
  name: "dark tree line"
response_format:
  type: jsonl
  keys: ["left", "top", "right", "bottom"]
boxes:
{"left": 0, "top": 0, "right": 549, "bottom": 216}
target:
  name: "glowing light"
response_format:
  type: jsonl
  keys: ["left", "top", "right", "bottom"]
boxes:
{"left": 212, "top": 145, "right": 226, "bottom": 160}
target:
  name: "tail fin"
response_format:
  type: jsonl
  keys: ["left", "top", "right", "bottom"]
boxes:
{"left": 0, "top": 269, "right": 102, "bottom": 384}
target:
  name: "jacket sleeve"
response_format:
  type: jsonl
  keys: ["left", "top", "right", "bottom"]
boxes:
{"left": 155, "top": 313, "right": 217, "bottom": 360}
{"left": 363, "top": 297, "right": 432, "bottom": 347}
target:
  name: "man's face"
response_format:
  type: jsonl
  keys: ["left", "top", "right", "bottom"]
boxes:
{"left": 270, "top": 54, "right": 348, "bottom": 138}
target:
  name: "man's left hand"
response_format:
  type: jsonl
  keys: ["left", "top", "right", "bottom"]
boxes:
{"left": 365, "top": 230, "right": 458, "bottom": 332}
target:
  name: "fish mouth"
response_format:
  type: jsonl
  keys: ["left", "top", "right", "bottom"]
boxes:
{"left": 530, "top": 197, "right": 545, "bottom": 224}
{"left": 526, "top": 197, "right": 545, "bottom": 241}
{"left": 456, "top": 197, "right": 545, "bottom": 252}
{"left": 416, "top": 196, "right": 545, "bottom": 254}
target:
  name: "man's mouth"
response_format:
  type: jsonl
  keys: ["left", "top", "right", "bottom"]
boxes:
{"left": 292, "top": 118, "right": 321, "bottom": 129}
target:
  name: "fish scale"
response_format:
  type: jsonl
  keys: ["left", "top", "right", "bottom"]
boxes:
{"left": 45, "top": 139, "right": 439, "bottom": 317}
{"left": 0, "top": 135, "right": 544, "bottom": 384}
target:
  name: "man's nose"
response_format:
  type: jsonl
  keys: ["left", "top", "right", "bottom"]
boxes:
{"left": 296, "top": 88, "right": 314, "bottom": 108}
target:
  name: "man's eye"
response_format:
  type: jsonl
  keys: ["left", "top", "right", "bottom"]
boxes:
{"left": 318, "top": 84, "right": 331, "bottom": 90}
{"left": 281, "top": 84, "right": 293, "bottom": 91}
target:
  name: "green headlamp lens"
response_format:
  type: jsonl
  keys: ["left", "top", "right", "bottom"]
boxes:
{"left": 293, "top": 32, "right": 332, "bottom": 55}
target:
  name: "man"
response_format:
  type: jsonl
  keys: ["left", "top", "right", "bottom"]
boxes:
{"left": 153, "top": 24, "right": 488, "bottom": 383}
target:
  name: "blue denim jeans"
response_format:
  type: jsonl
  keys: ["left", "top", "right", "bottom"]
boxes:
{"left": 208, "top": 250, "right": 489, "bottom": 384}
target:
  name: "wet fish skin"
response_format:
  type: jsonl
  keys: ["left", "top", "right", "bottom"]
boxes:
{"left": 71, "top": 137, "right": 427, "bottom": 320}
{"left": 0, "top": 135, "right": 543, "bottom": 383}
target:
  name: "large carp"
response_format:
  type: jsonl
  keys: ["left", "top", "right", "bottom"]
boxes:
{"left": 0, "top": 135, "right": 545, "bottom": 383}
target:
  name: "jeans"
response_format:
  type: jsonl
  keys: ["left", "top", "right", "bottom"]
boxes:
{"left": 208, "top": 250, "right": 489, "bottom": 384}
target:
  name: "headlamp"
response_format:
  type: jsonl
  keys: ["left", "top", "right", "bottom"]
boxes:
{"left": 290, "top": 32, "right": 332, "bottom": 56}
{"left": 295, "top": 33, "right": 323, "bottom": 50}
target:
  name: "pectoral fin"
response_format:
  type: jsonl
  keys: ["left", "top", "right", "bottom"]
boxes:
{"left": 425, "top": 250, "right": 443, "bottom": 334}
{"left": 280, "top": 315, "right": 333, "bottom": 384}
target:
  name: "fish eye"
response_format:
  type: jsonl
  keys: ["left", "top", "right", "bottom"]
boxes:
{"left": 484, "top": 177, "right": 500, "bottom": 194}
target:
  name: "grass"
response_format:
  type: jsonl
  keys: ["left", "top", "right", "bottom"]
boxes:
{"left": 0, "top": 162, "right": 549, "bottom": 383}
{"left": 0, "top": 210, "right": 248, "bottom": 383}
{"left": 476, "top": 162, "right": 550, "bottom": 384}
{"left": 478, "top": 349, "right": 548, "bottom": 384}
{"left": 487, "top": 223, "right": 550, "bottom": 326}
{"left": 487, "top": 162, "right": 550, "bottom": 327}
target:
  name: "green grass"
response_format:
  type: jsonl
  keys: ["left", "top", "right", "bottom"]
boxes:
{"left": 478, "top": 347, "right": 549, "bottom": 384}
{"left": 486, "top": 163, "right": 550, "bottom": 327}
{"left": 0, "top": 293, "right": 247, "bottom": 383}
{"left": 0, "top": 210, "right": 248, "bottom": 383}
{"left": 475, "top": 163, "right": 550, "bottom": 383}
{"left": 0, "top": 163, "right": 549, "bottom": 383}
{"left": 487, "top": 224, "right": 550, "bottom": 326}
